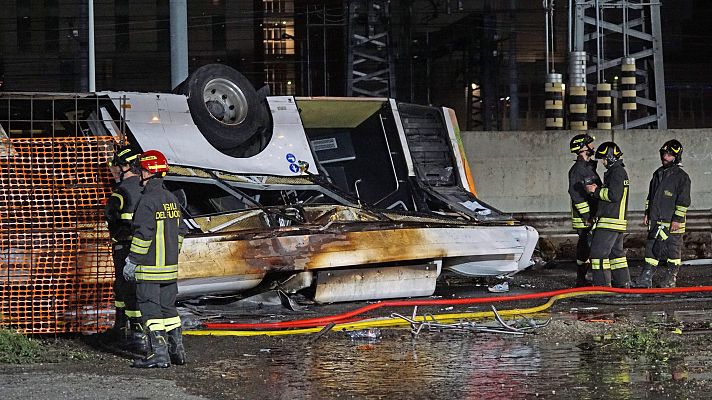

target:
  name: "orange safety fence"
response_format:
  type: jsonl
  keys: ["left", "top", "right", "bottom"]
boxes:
{"left": 0, "top": 137, "right": 116, "bottom": 334}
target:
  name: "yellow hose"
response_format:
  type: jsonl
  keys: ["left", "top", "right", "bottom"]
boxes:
{"left": 184, "top": 290, "right": 612, "bottom": 337}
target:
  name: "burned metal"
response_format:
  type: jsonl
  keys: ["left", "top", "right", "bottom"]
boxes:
{"left": 391, "top": 306, "right": 552, "bottom": 337}
{"left": 176, "top": 216, "right": 535, "bottom": 301}
{"left": 314, "top": 263, "right": 440, "bottom": 303}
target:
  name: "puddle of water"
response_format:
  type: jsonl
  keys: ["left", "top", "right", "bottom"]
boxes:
{"left": 194, "top": 329, "right": 711, "bottom": 400}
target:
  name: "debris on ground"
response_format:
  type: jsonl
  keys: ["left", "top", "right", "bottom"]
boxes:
{"left": 345, "top": 328, "right": 381, "bottom": 342}
{"left": 487, "top": 281, "right": 510, "bottom": 293}
{"left": 390, "top": 306, "right": 551, "bottom": 337}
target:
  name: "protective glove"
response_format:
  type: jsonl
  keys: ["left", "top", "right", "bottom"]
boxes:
{"left": 123, "top": 257, "right": 137, "bottom": 281}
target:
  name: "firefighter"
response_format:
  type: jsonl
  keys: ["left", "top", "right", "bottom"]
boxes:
{"left": 104, "top": 145, "right": 147, "bottom": 354}
{"left": 633, "top": 139, "right": 691, "bottom": 288}
{"left": 567, "top": 133, "right": 601, "bottom": 286}
{"left": 584, "top": 142, "right": 631, "bottom": 288}
{"left": 124, "top": 150, "right": 188, "bottom": 368}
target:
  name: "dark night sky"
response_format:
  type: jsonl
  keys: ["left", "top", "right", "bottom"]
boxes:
{"left": 661, "top": 1, "right": 712, "bottom": 80}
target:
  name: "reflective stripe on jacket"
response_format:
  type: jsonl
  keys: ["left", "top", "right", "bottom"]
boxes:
{"left": 568, "top": 158, "right": 601, "bottom": 229}
{"left": 645, "top": 164, "right": 691, "bottom": 234}
{"left": 128, "top": 178, "right": 188, "bottom": 282}
{"left": 104, "top": 175, "right": 142, "bottom": 243}
{"left": 591, "top": 162, "right": 629, "bottom": 231}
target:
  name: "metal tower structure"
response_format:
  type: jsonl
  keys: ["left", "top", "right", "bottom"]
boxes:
{"left": 466, "top": 2, "right": 504, "bottom": 131}
{"left": 346, "top": 0, "right": 396, "bottom": 97}
{"left": 572, "top": 0, "right": 667, "bottom": 129}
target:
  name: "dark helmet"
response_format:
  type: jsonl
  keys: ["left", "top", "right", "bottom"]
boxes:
{"left": 660, "top": 139, "right": 683, "bottom": 164}
{"left": 569, "top": 134, "right": 595, "bottom": 154}
{"left": 595, "top": 141, "right": 623, "bottom": 164}
{"left": 109, "top": 145, "right": 140, "bottom": 167}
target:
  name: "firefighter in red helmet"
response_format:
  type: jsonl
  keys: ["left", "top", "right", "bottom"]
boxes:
{"left": 123, "top": 150, "right": 188, "bottom": 368}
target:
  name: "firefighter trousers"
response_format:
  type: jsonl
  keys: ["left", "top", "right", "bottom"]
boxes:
{"left": 136, "top": 281, "right": 181, "bottom": 333}
{"left": 575, "top": 227, "right": 592, "bottom": 265}
{"left": 644, "top": 229, "right": 683, "bottom": 268}
{"left": 112, "top": 244, "right": 139, "bottom": 316}
{"left": 589, "top": 228, "right": 631, "bottom": 287}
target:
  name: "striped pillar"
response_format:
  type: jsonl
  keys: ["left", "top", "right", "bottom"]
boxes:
{"left": 596, "top": 83, "right": 612, "bottom": 129}
{"left": 569, "top": 85, "right": 587, "bottom": 130}
{"left": 545, "top": 73, "right": 564, "bottom": 130}
{"left": 621, "top": 57, "right": 637, "bottom": 111}
{"left": 568, "top": 51, "right": 587, "bottom": 131}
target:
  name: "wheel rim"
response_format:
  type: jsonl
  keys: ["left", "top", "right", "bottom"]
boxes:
{"left": 203, "top": 78, "right": 249, "bottom": 125}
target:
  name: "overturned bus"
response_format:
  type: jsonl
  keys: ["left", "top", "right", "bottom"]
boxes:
{"left": 0, "top": 64, "right": 537, "bottom": 309}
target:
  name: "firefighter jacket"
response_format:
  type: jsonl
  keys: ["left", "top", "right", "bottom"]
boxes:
{"left": 104, "top": 175, "right": 142, "bottom": 243}
{"left": 645, "top": 164, "right": 691, "bottom": 235}
{"left": 128, "top": 178, "right": 188, "bottom": 282}
{"left": 590, "top": 161, "right": 629, "bottom": 232}
{"left": 568, "top": 158, "right": 601, "bottom": 229}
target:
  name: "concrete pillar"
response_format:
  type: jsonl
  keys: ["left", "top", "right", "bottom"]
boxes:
{"left": 88, "top": 0, "right": 95, "bottom": 92}
{"left": 170, "top": 0, "right": 189, "bottom": 90}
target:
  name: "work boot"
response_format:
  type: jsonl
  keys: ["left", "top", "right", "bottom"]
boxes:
{"left": 132, "top": 330, "right": 170, "bottom": 368}
{"left": 658, "top": 264, "right": 681, "bottom": 288}
{"left": 592, "top": 270, "right": 612, "bottom": 287}
{"left": 612, "top": 268, "right": 631, "bottom": 288}
{"left": 102, "top": 308, "right": 128, "bottom": 344}
{"left": 167, "top": 327, "right": 187, "bottom": 365}
{"left": 127, "top": 318, "right": 149, "bottom": 355}
{"left": 633, "top": 265, "right": 655, "bottom": 288}
{"left": 575, "top": 263, "right": 591, "bottom": 287}
{"left": 111, "top": 308, "right": 128, "bottom": 333}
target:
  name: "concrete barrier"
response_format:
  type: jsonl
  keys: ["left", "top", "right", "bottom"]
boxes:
{"left": 462, "top": 129, "right": 712, "bottom": 213}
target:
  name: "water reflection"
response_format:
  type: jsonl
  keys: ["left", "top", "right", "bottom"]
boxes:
{"left": 194, "top": 330, "right": 706, "bottom": 399}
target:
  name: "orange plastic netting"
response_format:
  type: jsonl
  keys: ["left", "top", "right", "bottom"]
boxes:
{"left": 0, "top": 137, "right": 115, "bottom": 334}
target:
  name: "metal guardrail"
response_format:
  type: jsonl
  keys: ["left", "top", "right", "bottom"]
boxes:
{"left": 513, "top": 210, "right": 712, "bottom": 237}
{"left": 513, "top": 210, "right": 712, "bottom": 260}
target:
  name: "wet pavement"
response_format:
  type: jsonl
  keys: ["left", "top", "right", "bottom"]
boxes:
{"left": 1, "top": 261, "right": 712, "bottom": 399}
{"left": 185, "top": 325, "right": 711, "bottom": 399}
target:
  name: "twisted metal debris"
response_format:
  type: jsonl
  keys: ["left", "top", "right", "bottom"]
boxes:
{"left": 391, "top": 305, "right": 552, "bottom": 337}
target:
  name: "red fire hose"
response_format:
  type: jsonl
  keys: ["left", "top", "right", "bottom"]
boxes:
{"left": 202, "top": 285, "right": 712, "bottom": 330}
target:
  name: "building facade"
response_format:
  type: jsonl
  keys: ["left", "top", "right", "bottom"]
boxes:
{"left": 0, "top": 0, "right": 710, "bottom": 129}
